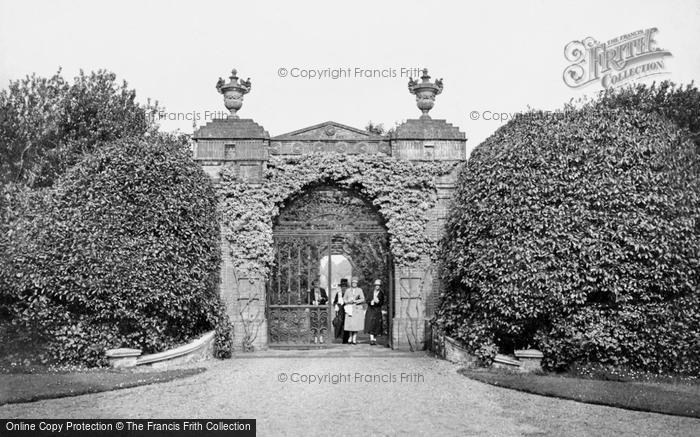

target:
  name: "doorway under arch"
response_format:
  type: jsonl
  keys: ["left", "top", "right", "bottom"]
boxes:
{"left": 266, "top": 185, "right": 393, "bottom": 348}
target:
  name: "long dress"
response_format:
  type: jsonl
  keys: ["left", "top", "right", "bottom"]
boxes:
{"left": 332, "top": 292, "right": 346, "bottom": 339}
{"left": 364, "top": 289, "right": 384, "bottom": 335}
{"left": 343, "top": 287, "right": 366, "bottom": 332}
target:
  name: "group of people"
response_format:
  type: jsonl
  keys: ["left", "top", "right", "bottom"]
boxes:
{"left": 308, "top": 277, "right": 384, "bottom": 345}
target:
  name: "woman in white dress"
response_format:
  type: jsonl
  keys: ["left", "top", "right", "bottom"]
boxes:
{"left": 342, "top": 276, "right": 366, "bottom": 344}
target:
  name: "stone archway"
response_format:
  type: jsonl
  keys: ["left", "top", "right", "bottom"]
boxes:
{"left": 267, "top": 185, "right": 393, "bottom": 347}
{"left": 193, "top": 68, "right": 468, "bottom": 353}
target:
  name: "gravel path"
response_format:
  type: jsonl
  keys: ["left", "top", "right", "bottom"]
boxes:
{"left": 1, "top": 348, "right": 698, "bottom": 436}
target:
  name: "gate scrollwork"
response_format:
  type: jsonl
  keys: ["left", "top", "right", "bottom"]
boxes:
{"left": 267, "top": 186, "right": 391, "bottom": 346}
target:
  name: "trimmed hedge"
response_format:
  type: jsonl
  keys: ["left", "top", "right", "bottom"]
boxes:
{"left": 437, "top": 103, "right": 700, "bottom": 375}
{"left": 1, "top": 136, "right": 232, "bottom": 366}
{"left": 596, "top": 81, "right": 700, "bottom": 151}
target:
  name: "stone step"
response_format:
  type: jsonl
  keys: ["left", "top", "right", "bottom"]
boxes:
{"left": 231, "top": 346, "right": 427, "bottom": 359}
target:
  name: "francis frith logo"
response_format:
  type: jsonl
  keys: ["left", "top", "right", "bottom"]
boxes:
{"left": 563, "top": 28, "right": 672, "bottom": 89}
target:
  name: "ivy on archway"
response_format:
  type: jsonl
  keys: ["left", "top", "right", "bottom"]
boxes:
{"left": 217, "top": 153, "right": 458, "bottom": 278}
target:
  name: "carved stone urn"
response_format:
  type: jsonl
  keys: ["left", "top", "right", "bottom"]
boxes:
{"left": 216, "top": 68, "right": 251, "bottom": 119}
{"left": 408, "top": 68, "right": 444, "bottom": 119}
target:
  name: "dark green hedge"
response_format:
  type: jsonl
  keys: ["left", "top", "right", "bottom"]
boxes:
{"left": 1, "top": 136, "right": 232, "bottom": 366}
{"left": 596, "top": 81, "right": 700, "bottom": 151}
{"left": 0, "top": 69, "right": 159, "bottom": 187}
{"left": 437, "top": 103, "right": 700, "bottom": 375}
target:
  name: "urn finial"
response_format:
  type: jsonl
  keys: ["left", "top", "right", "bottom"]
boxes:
{"left": 408, "top": 68, "right": 444, "bottom": 119}
{"left": 216, "top": 68, "right": 252, "bottom": 119}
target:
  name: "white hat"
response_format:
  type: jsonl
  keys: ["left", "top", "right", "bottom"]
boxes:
{"left": 374, "top": 279, "right": 381, "bottom": 285}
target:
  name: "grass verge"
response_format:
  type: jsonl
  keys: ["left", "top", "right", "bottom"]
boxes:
{"left": 460, "top": 369, "right": 700, "bottom": 418}
{"left": 0, "top": 367, "right": 206, "bottom": 405}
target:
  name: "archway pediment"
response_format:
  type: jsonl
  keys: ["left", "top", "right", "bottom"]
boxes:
{"left": 270, "top": 121, "right": 391, "bottom": 156}
{"left": 272, "top": 121, "right": 383, "bottom": 141}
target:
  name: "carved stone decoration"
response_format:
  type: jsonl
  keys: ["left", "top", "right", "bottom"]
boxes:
{"left": 408, "top": 68, "right": 444, "bottom": 119}
{"left": 216, "top": 68, "right": 252, "bottom": 119}
{"left": 275, "top": 186, "right": 386, "bottom": 232}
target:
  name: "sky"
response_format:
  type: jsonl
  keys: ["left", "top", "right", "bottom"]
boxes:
{"left": 1, "top": 0, "right": 699, "bottom": 155}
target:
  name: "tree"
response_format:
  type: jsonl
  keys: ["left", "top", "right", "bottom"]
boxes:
{"left": 364, "top": 120, "right": 400, "bottom": 136}
{"left": 0, "top": 69, "right": 159, "bottom": 187}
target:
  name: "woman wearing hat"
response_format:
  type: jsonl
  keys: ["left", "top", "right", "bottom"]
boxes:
{"left": 342, "top": 277, "right": 366, "bottom": 344}
{"left": 364, "top": 279, "right": 384, "bottom": 345}
{"left": 332, "top": 278, "right": 350, "bottom": 343}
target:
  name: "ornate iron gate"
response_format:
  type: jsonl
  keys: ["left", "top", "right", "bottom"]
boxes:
{"left": 267, "top": 186, "right": 391, "bottom": 347}
{"left": 267, "top": 234, "right": 330, "bottom": 345}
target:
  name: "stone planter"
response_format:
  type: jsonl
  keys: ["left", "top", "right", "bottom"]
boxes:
{"left": 492, "top": 354, "right": 522, "bottom": 371}
{"left": 408, "top": 69, "right": 444, "bottom": 119}
{"left": 216, "top": 69, "right": 251, "bottom": 119}
{"left": 105, "top": 348, "right": 142, "bottom": 368}
{"left": 514, "top": 349, "right": 544, "bottom": 372}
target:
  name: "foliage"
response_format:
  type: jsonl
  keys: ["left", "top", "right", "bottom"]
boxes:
{"left": 0, "top": 69, "right": 159, "bottom": 187}
{"left": 0, "top": 368, "right": 206, "bottom": 405}
{"left": 218, "top": 153, "right": 457, "bottom": 278}
{"left": 596, "top": 80, "right": 700, "bottom": 150}
{"left": 364, "top": 120, "right": 400, "bottom": 137}
{"left": 459, "top": 369, "right": 700, "bottom": 418}
{"left": 0, "top": 136, "right": 232, "bottom": 366}
{"left": 437, "top": 102, "right": 700, "bottom": 375}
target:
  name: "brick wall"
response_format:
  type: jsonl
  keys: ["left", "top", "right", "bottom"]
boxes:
{"left": 219, "top": 235, "right": 268, "bottom": 351}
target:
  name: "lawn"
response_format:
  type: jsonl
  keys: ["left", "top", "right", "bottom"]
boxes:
{"left": 0, "top": 367, "right": 206, "bottom": 405}
{"left": 460, "top": 369, "right": 700, "bottom": 418}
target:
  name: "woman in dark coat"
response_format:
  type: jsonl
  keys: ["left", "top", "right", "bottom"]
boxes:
{"left": 364, "top": 279, "right": 384, "bottom": 345}
{"left": 333, "top": 278, "right": 350, "bottom": 343}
